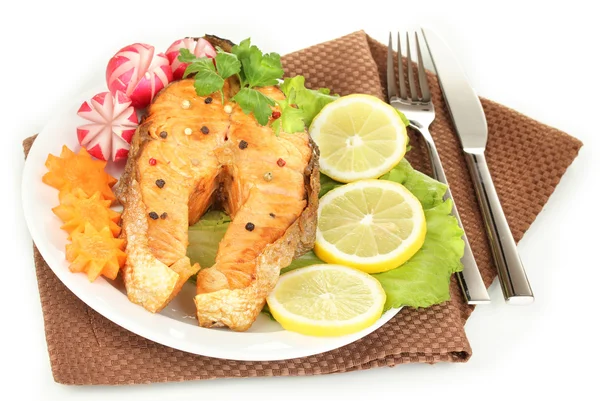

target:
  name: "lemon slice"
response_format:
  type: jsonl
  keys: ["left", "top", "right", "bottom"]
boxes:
{"left": 309, "top": 94, "right": 408, "bottom": 183}
{"left": 266, "top": 264, "right": 386, "bottom": 337}
{"left": 314, "top": 179, "right": 426, "bottom": 274}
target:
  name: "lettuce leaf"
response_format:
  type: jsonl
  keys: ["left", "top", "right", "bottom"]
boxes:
{"left": 373, "top": 198, "right": 464, "bottom": 309}
{"left": 281, "top": 251, "right": 324, "bottom": 274}
{"left": 275, "top": 76, "right": 339, "bottom": 134}
{"left": 187, "top": 210, "right": 230, "bottom": 270}
{"left": 380, "top": 159, "right": 447, "bottom": 210}
{"left": 396, "top": 109, "right": 411, "bottom": 127}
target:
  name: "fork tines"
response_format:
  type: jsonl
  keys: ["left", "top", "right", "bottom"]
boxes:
{"left": 387, "top": 32, "right": 431, "bottom": 103}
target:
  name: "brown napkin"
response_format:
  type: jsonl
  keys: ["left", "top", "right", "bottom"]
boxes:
{"left": 23, "top": 30, "right": 582, "bottom": 385}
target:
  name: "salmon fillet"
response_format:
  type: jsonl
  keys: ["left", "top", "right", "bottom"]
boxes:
{"left": 115, "top": 76, "right": 319, "bottom": 330}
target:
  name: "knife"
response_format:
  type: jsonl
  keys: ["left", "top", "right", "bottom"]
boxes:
{"left": 421, "top": 27, "right": 534, "bottom": 305}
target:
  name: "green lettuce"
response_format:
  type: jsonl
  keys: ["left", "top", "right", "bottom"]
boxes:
{"left": 277, "top": 76, "right": 339, "bottom": 133}
{"left": 380, "top": 159, "right": 447, "bottom": 210}
{"left": 373, "top": 198, "right": 464, "bottom": 309}
{"left": 187, "top": 210, "right": 230, "bottom": 271}
{"left": 281, "top": 251, "right": 324, "bottom": 274}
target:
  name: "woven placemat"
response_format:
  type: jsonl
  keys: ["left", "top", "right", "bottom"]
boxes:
{"left": 22, "top": 31, "right": 582, "bottom": 385}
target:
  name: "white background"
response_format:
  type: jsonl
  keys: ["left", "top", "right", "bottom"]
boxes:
{"left": 2, "top": 0, "right": 599, "bottom": 399}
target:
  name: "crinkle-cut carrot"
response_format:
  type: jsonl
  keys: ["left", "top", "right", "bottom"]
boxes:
{"left": 53, "top": 188, "right": 121, "bottom": 240}
{"left": 43, "top": 145, "right": 118, "bottom": 202}
{"left": 66, "top": 223, "right": 126, "bottom": 282}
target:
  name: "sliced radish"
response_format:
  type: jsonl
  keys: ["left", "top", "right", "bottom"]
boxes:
{"left": 165, "top": 38, "right": 217, "bottom": 80}
{"left": 106, "top": 43, "right": 173, "bottom": 109}
{"left": 77, "top": 91, "right": 138, "bottom": 162}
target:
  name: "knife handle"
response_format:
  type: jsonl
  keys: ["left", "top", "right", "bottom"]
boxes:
{"left": 464, "top": 151, "right": 534, "bottom": 304}
{"left": 422, "top": 136, "right": 490, "bottom": 304}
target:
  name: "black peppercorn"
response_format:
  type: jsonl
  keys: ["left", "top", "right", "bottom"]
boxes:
{"left": 159, "top": 131, "right": 168, "bottom": 139}
{"left": 239, "top": 140, "right": 248, "bottom": 149}
{"left": 155, "top": 179, "right": 165, "bottom": 188}
{"left": 201, "top": 126, "right": 210, "bottom": 134}
{"left": 149, "top": 212, "right": 159, "bottom": 220}
{"left": 204, "top": 97, "right": 213, "bottom": 104}
{"left": 245, "top": 222, "right": 255, "bottom": 231}
{"left": 160, "top": 212, "right": 168, "bottom": 220}
{"left": 269, "top": 213, "right": 276, "bottom": 218}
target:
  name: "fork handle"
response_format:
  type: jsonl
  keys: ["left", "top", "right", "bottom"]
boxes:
{"left": 464, "top": 151, "right": 534, "bottom": 304}
{"left": 421, "top": 132, "right": 491, "bottom": 304}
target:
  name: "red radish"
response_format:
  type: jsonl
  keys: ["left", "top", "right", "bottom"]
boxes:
{"left": 106, "top": 43, "right": 173, "bottom": 109}
{"left": 77, "top": 91, "right": 138, "bottom": 162}
{"left": 165, "top": 38, "right": 217, "bottom": 80}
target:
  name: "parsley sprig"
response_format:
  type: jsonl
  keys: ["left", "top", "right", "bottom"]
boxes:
{"left": 179, "top": 38, "right": 338, "bottom": 133}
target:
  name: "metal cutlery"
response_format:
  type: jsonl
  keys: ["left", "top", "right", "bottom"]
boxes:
{"left": 386, "top": 32, "right": 491, "bottom": 305}
{"left": 421, "top": 27, "right": 534, "bottom": 304}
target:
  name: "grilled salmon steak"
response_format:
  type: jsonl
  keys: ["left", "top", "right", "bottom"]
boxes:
{"left": 115, "top": 67, "right": 319, "bottom": 331}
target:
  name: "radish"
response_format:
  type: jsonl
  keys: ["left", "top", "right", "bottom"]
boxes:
{"left": 76, "top": 91, "right": 139, "bottom": 162}
{"left": 166, "top": 38, "right": 216, "bottom": 80}
{"left": 106, "top": 43, "right": 173, "bottom": 109}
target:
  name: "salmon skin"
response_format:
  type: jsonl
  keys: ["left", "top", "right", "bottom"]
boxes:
{"left": 115, "top": 72, "right": 319, "bottom": 330}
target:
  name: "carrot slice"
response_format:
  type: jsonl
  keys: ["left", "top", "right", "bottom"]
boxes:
{"left": 65, "top": 223, "right": 126, "bottom": 282}
{"left": 43, "top": 145, "right": 118, "bottom": 201}
{"left": 52, "top": 188, "right": 121, "bottom": 239}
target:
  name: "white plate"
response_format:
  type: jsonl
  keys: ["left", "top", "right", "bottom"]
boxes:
{"left": 21, "top": 82, "right": 401, "bottom": 360}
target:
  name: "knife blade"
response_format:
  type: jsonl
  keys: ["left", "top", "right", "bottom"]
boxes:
{"left": 421, "top": 27, "right": 534, "bottom": 305}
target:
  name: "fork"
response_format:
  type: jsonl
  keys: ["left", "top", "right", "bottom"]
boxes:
{"left": 387, "top": 32, "right": 490, "bottom": 305}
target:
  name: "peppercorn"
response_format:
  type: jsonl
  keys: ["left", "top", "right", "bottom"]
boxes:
{"left": 205, "top": 97, "right": 213, "bottom": 104}
{"left": 160, "top": 212, "right": 168, "bottom": 220}
{"left": 245, "top": 222, "right": 255, "bottom": 231}
{"left": 201, "top": 126, "right": 210, "bottom": 135}
{"left": 159, "top": 131, "right": 168, "bottom": 139}
{"left": 277, "top": 158, "right": 286, "bottom": 167}
{"left": 239, "top": 140, "right": 248, "bottom": 149}
{"left": 269, "top": 213, "right": 276, "bottom": 218}
{"left": 149, "top": 212, "right": 159, "bottom": 220}
{"left": 155, "top": 179, "right": 165, "bottom": 188}
{"left": 149, "top": 158, "right": 157, "bottom": 166}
